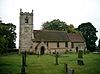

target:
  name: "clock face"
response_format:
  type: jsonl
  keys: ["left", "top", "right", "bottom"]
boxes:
{"left": 24, "top": 27, "right": 29, "bottom": 32}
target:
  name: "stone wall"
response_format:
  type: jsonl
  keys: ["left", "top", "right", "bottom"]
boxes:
{"left": 69, "top": 42, "right": 86, "bottom": 52}
{"left": 59, "top": 42, "right": 65, "bottom": 48}
{"left": 32, "top": 41, "right": 68, "bottom": 54}
{"left": 48, "top": 42, "right": 57, "bottom": 48}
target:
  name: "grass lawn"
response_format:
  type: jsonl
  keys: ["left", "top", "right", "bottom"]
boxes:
{"left": 0, "top": 53, "right": 100, "bottom": 74}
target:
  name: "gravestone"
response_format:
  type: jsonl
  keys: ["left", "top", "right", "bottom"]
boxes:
{"left": 77, "top": 50, "right": 84, "bottom": 65}
{"left": 64, "top": 63, "right": 74, "bottom": 74}
{"left": 77, "top": 59, "right": 84, "bottom": 65}
{"left": 24, "top": 50, "right": 27, "bottom": 66}
{"left": 20, "top": 50, "right": 26, "bottom": 74}
{"left": 55, "top": 52, "right": 59, "bottom": 65}
{"left": 37, "top": 51, "right": 40, "bottom": 57}
{"left": 20, "top": 66, "right": 26, "bottom": 74}
{"left": 68, "top": 69, "right": 74, "bottom": 74}
{"left": 65, "top": 63, "right": 68, "bottom": 72}
{"left": 78, "top": 50, "right": 83, "bottom": 58}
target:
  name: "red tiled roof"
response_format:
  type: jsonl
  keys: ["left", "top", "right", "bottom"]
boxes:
{"left": 67, "top": 33, "right": 85, "bottom": 42}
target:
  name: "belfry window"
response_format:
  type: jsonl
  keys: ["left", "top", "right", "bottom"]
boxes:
{"left": 25, "top": 16, "right": 28, "bottom": 23}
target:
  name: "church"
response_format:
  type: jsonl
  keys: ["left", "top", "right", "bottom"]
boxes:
{"left": 19, "top": 9, "right": 86, "bottom": 54}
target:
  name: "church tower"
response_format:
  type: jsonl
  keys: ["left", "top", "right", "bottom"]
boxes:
{"left": 19, "top": 9, "right": 34, "bottom": 52}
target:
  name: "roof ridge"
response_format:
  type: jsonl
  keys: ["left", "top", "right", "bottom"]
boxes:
{"left": 33, "top": 30, "right": 67, "bottom": 32}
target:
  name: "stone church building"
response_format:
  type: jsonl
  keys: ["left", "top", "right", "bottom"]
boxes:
{"left": 19, "top": 9, "right": 86, "bottom": 54}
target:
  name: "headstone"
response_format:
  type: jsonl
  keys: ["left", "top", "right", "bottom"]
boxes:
{"left": 22, "top": 52, "right": 25, "bottom": 66}
{"left": 37, "top": 51, "right": 40, "bottom": 57}
{"left": 65, "top": 63, "right": 68, "bottom": 72}
{"left": 24, "top": 50, "right": 27, "bottom": 66}
{"left": 55, "top": 51, "right": 59, "bottom": 65}
{"left": 77, "top": 59, "right": 84, "bottom": 65}
{"left": 68, "top": 69, "right": 74, "bottom": 74}
{"left": 20, "top": 50, "right": 26, "bottom": 74}
{"left": 78, "top": 50, "right": 83, "bottom": 58}
{"left": 77, "top": 50, "right": 84, "bottom": 65}
{"left": 20, "top": 66, "right": 26, "bottom": 74}
{"left": 83, "top": 49, "right": 86, "bottom": 54}
{"left": 21, "top": 50, "right": 27, "bottom": 66}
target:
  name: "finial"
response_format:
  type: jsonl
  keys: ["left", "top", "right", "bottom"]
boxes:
{"left": 32, "top": 9, "right": 33, "bottom": 13}
{"left": 20, "top": 8, "right": 22, "bottom": 12}
{"left": 0, "top": 17, "right": 2, "bottom": 23}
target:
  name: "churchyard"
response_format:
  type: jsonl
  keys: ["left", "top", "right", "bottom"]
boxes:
{"left": 0, "top": 52, "right": 100, "bottom": 74}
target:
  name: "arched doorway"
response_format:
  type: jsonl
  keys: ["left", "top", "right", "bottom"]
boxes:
{"left": 40, "top": 46, "right": 45, "bottom": 55}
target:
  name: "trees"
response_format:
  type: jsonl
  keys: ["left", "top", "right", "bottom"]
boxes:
{"left": 98, "top": 39, "right": 100, "bottom": 49}
{"left": 67, "top": 24, "right": 79, "bottom": 33}
{"left": 42, "top": 19, "right": 68, "bottom": 31}
{"left": 42, "top": 19, "right": 78, "bottom": 33}
{"left": 0, "top": 22, "right": 16, "bottom": 54}
{"left": 77, "top": 22, "right": 98, "bottom": 51}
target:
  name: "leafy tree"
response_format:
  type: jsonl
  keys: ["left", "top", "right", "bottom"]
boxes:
{"left": 67, "top": 24, "right": 79, "bottom": 33}
{"left": 0, "top": 22, "right": 16, "bottom": 54}
{"left": 42, "top": 19, "right": 68, "bottom": 31}
{"left": 0, "top": 36, "right": 8, "bottom": 54}
{"left": 77, "top": 22, "right": 98, "bottom": 51}
{"left": 42, "top": 19, "right": 78, "bottom": 33}
{"left": 98, "top": 39, "right": 100, "bottom": 49}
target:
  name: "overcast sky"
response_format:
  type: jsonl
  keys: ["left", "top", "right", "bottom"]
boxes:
{"left": 0, "top": 0, "right": 100, "bottom": 48}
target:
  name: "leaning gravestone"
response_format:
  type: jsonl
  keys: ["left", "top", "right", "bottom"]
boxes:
{"left": 77, "top": 50, "right": 84, "bottom": 65}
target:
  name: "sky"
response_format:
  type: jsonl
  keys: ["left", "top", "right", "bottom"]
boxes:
{"left": 0, "top": 0, "right": 100, "bottom": 48}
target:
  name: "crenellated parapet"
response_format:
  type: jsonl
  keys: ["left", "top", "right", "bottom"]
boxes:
{"left": 20, "top": 9, "right": 33, "bottom": 16}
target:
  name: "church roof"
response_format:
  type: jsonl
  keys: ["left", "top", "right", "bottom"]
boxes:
{"left": 33, "top": 30, "right": 69, "bottom": 41}
{"left": 33, "top": 30, "right": 85, "bottom": 42}
{"left": 67, "top": 33, "right": 85, "bottom": 42}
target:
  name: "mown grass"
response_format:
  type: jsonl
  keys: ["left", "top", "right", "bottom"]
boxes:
{"left": 0, "top": 53, "right": 100, "bottom": 74}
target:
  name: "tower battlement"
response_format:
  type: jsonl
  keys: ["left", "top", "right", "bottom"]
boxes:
{"left": 20, "top": 9, "right": 33, "bottom": 15}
